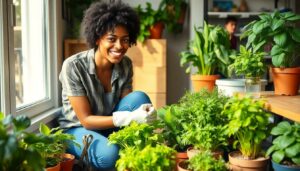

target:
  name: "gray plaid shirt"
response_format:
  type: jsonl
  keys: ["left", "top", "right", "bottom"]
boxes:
{"left": 58, "top": 49, "right": 133, "bottom": 129}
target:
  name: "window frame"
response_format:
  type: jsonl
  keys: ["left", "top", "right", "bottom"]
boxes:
{"left": 0, "top": 0, "right": 60, "bottom": 118}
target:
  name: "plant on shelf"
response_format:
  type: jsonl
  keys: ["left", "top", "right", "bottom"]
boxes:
{"left": 108, "top": 121, "right": 163, "bottom": 150}
{"left": 222, "top": 95, "right": 272, "bottom": 170}
{"left": 0, "top": 112, "right": 52, "bottom": 171}
{"left": 116, "top": 144, "right": 176, "bottom": 171}
{"left": 135, "top": 2, "right": 167, "bottom": 42}
{"left": 179, "top": 89, "right": 229, "bottom": 158}
{"left": 158, "top": 0, "right": 188, "bottom": 33}
{"left": 180, "top": 21, "right": 234, "bottom": 91}
{"left": 266, "top": 121, "right": 300, "bottom": 170}
{"left": 241, "top": 11, "right": 300, "bottom": 95}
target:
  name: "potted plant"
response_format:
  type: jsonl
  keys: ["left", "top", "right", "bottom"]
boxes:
{"left": 158, "top": 0, "right": 188, "bottom": 33}
{"left": 135, "top": 2, "right": 168, "bottom": 42}
{"left": 0, "top": 112, "right": 52, "bottom": 171}
{"left": 108, "top": 121, "right": 164, "bottom": 150}
{"left": 116, "top": 144, "right": 176, "bottom": 171}
{"left": 177, "top": 150, "right": 228, "bottom": 171}
{"left": 266, "top": 121, "right": 300, "bottom": 171}
{"left": 221, "top": 95, "right": 272, "bottom": 170}
{"left": 227, "top": 45, "right": 267, "bottom": 97}
{"left": 180, "top": 21, "right": 234, "bottom": 92}
{"left": 241, "top": 11, "right": 300, "bottom": 95}
{"left": 178, "top": 89, "right": 229, "bottom": 159}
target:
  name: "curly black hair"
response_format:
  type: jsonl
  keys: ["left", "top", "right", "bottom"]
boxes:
{"left": 82, "top": 0, "right": 140, "bottom": 49}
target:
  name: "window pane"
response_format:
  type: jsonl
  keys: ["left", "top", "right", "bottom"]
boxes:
{"left": 14, "top": 0, "right": 48, "bottom": 109}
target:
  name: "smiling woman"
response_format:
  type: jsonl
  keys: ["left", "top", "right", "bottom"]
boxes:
{"left": 58, "top": 1, "right": 157, "bottom": 170}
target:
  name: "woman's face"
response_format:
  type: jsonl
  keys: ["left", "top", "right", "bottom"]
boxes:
{"left": 97, "top": 25, "right": 130, "bottom": 64}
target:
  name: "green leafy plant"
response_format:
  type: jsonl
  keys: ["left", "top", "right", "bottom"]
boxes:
{"left": 33, "top": 123, "right": 78, "bottom": 167}
{"left": 188, "top": 150, "right": 228, "bottom": 171}
{"left": 0, "top": 112, "right": 52, "bottom": 171}
{"left": 135, "top": 2, "right": 167, "bottom": 42}
{"left": 222, "top": 95, "right": 272, "bottom": 159}
{"left": 229, "top": 45, "right": 267, "bottom": 77}
{"left": 266, "top": 121, "right": 300, "bottom": 166}
{"left": 180, "top": 21, "right": 234, "bottom": 77}
{"left": 241, "top": 11, "right": 300, "bottom": 67}
{"left": 179, "top": 89, "right": 229, "bottom": 151}
{"left": 108, "top": 122, "right": 163, "bottom": 150}
{"left": 116, "top": 144, "right": 176, "bottom": 171}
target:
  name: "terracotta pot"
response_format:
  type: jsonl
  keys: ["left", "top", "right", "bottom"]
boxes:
{"left": 46, "top": 162, "right": 61, "bottom": 171}
{"left": 229, "top": 151, "right": 269, "bottom": 171}
{"left": 177, "top": 160, "right": 190, "bottom": 171}
{"left": 271, "top": 67, "right": 300, "bottom": 96}
{"left": 175, "top": 151, "right": 188, "bottom": 171}
{"left": 177, "top": 3, "right": 187, "bottom": 24}
{"left": 149, "top": 22, "right": 164, "bottom": 39}
{"left": 60, "top": 153, "right": 75, "bottom": 171}
{"left": 191, "top": 74, "right": 220, "bottom": 92}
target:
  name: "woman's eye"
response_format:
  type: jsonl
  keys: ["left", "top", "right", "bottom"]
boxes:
{"left": 107, "top": 37, "right": 115, "bottom": 42}
{"left": 122, "top": 39, "right": 129, "bottom": 44}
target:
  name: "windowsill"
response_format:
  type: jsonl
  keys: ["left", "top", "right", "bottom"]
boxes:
{"left": 27, "top": 107, "right": 62, "bottom": 132}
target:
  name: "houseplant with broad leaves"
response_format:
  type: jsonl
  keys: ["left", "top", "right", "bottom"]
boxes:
{"left": 266, "top": 121, "right": 300, "bottom": 171}
{"left": 179, "top": 89, "right": 229, "bottom": 159}
{"left": 116, "top": 144, "right": 176, "bottom": 171}
{"left": 228, "top": 45, "right": 267, "bottom": 97}
{"left": 180, "top": 21, "right": 234, "bottom": 92}
{"left": 135, "top": 2, "right": 168, "bottom": 42}
{"left": 0, "top": 112, "right": 52, "bottom": 171}
{"left": 221, "top": 95, "right": 272, "bottom": 170}
{"left": 241, "top": 10, "right": 300, "bottom": 95}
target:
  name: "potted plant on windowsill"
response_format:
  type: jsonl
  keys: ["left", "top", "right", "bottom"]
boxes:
{"left": 266, "top": 121, "right": 300, "bottom": 171}
{"left": 221, "top": 95, "right": 272, "bottom": 170}
{"left": 241, "top": 11, "right": 300, "bottom": 95}
{"left": 178, "top": 89, "right": 229, "bottom": 159}
{"left": 180, "top": 21, "right": 234, "bottom": 92}
{"left": 227, "top": 45, "right": 267, "bottom": 98}
{"left": 135, "top": 2, "right": 168, "bottom": 43}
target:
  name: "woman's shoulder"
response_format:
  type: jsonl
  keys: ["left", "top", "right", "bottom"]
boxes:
{"left": 64, "top": 49, "right": 93, "bottom": 63}
{"left": 121, "top": 56, "right": 132, "bottom": 66}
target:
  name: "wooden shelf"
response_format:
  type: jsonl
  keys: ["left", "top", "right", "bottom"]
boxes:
{"left": 208, "top": 12, "right": 262, "bottom": 18}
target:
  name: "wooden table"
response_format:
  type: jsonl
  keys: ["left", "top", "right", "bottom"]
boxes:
{"left": 260, "top": 92, "right": 300, "bottom": 123}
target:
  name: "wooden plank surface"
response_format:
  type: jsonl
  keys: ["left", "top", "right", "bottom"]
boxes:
{"left": 260, "top": 92, "right": 300, "bottom": 122}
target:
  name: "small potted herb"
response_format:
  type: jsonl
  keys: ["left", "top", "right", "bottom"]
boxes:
{"left": 116, "top": 145, "right": 176, "bottom": 171}
{"left": 241, "top": 11, "right": 300, "bottom": 95}
{"left": 228, "top": 45, "right": 267, "bottom": 97}
{"left": 266, "top": 121, "right": 300, "bottom": 171}
{"left": 222, "top": 95, "right": 272, "bottom": 170}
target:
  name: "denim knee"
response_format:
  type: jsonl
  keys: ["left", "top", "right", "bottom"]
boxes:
{"left": 90, "top": 142, "right": 119, "bottom": 169}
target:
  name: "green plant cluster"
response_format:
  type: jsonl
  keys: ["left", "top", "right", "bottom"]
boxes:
{"left": 179, "top": 90, "right": 229, "bottom": 151}
{"left": 180, "top": 21, "right": 235, "bottom": 77}
{"left": 241, "top": 11, "right": 300, "bottom": 67}
{"left": 188, "top": 150, "right": 227, "bottom": 171}
{"left": 116, "top": 145, "right": 176, "bottom": 171}
{"left": 222, "top": 95, "right": 272, "bottom": 159}
{"left": 266, "top": 121, "right": 300, "bottom": 166}
{"left": 229, "top": 45, "right": 267, "bottom": 77}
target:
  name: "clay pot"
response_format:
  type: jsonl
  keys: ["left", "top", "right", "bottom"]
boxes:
{"left": 149, "top": 22, "right": 164, "bottom": 39}
{"left": 229, "top": 151, "right": 269, "bottom": 171}
{"left": 191, "top": 74, "right": 220, "bottom": 92}
{"left": 60, "top": 153, "right": 75, "bottom": 171}
{"left": 46, "top": 162, "right": 61, "bottom": 171}
{"left": 175, "top": 151, "right": 188, "bottom": 171}
{"left": 177, "top": 160, "right": 190, "bottom": 171}
{"left": 271, "top": 67, "right": 300, "bottom": 96}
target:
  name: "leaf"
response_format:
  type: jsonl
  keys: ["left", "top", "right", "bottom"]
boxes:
{"left": 271, "top": 121, "right": 291, "bottom": 135}
{"left": 39, "top": 123, "right": 51, "bottom": 135}
{"left": 278, "top": 135, "right": 295, "bottom": 149}
{"left": 285, "top": 143, "right": 300, "bottom": 158}
{"left": 271, "top": 19, "right": 285, "bottom": 31}
{"left": 272, "top": 150, "right": 285, "bottom": 163}
{"left": 292, "top": 156, "right": 300, "bottom": 165}
{"left": 290, "top": 28, "right": 300, "bottom": 43}
{"left": 274, "top": 32, "right": 287, "bottom": 47}
{"left": 13, "top": 115, "right": 31, "bottom": 131}
{"left": 266, "top": 145, "right": 278, "bottom": 156}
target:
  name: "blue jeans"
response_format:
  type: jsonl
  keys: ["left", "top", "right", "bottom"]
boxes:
{"left": 66, "top": 91, "right": 151, "bottom": 170}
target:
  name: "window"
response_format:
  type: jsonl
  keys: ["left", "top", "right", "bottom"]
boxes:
{"left": 0, "top": 0, "right": 59, "bottom": 117}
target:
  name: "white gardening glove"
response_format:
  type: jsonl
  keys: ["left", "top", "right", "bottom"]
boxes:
{"left": 112, "top": 104, "right": 157, "bottom": 127}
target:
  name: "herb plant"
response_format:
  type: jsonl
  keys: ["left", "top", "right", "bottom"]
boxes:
{"left": 188, "top": 150, "right": 228, "bottom": 171}
{"left": 179, "top": 89, "right": 229, "bottom": 151}
{"left": 241, "top": 11, "right": 300, "bottom": 67}
{"left": 266, "top": 121, "right": 300, "bottom": 166}
{"left": 116, "top": 145, "right": 176, "bottom": 171}
{"left": 180, "top": 21, "right": 234, "bottom": 77}
{"left": 222, "top": 95, "right": 272, "bottom": 159}
{"left": 229, "top": 45, "right": 267, "bottom": 77}
{"left": 108, "top": 122, "right": 163, "bottom": 150}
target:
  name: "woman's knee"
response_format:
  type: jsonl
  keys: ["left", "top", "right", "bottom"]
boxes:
{"left": 91, "top": 143, "right": 119, "bottom": 169}
{"left": 125, "top": 91, "right": 151, "bottom": 105}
